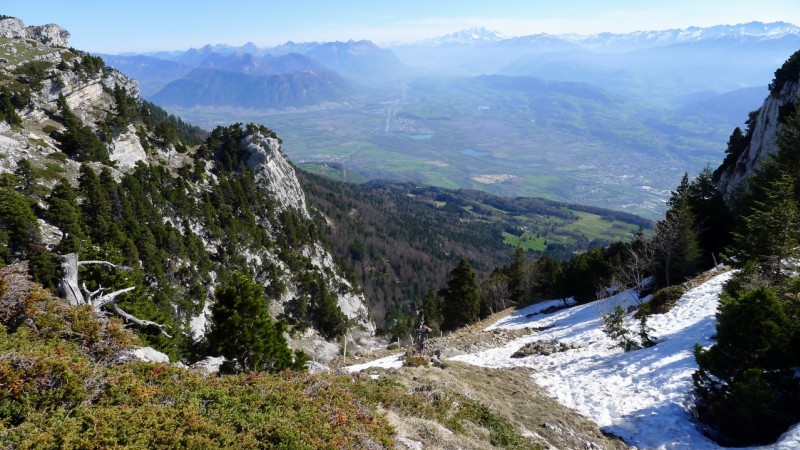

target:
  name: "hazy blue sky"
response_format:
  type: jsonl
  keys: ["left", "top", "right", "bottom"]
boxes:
{"left": 5, "top": 0, "right": 799, "bottom": 53}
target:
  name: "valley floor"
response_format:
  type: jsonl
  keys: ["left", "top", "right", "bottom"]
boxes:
{"left": 349, "top": 270, "right": 800, "bottom": 449}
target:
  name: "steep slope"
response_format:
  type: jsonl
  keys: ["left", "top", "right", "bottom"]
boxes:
{"left": 714, "top": 50, "right": 800, "bottom": 197}
{"left": 151, "top": 67, "right": 351, "bottom": 108}
{"left": 0, "top": 17, "right": 373, "bottom": 365}
{"left": 300, "top": 171, "right": 650, "bottom": 323}
{"left": 350, "top": 268, "right": 800, "bottom": 449}
{"left": 0, "top": 263, "right": 393, "bottom": 448}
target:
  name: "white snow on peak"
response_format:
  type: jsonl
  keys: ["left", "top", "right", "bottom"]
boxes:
{"left": 417, "top": 26, "right": 505, "bottom": 45}
{"left": 451, "top": 271, "right": 800, "bottom": 449}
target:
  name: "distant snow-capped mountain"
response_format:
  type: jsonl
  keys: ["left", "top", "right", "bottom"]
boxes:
{"left": 415, "top": 26, "right": 506, "bottom": 45}
{"left": 561, "top": 21, "right": 800, "bottom": 50}
{"left": 415, "top": 21, "right": 799, "bottom": 51}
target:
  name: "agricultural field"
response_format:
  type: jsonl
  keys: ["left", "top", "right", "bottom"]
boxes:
{"left": 171, "top": 75, "right": 730, "bottom": 219}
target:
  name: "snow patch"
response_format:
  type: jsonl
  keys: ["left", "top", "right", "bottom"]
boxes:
{"left": 449, "top": 272, "right": 800, "bottom": 449}
{"left": 344, "top": 353, "right": 404, "bottom": 373}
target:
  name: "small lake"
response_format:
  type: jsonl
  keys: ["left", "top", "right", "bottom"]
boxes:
{"left": 409, "top": 134, "right": 433, "bottom": 140}
{"left": 460, "top": 149, "right": 491, "bottom": 157}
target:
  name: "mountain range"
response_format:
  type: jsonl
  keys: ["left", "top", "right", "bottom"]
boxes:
{"left": 3, "top": 14, "right": 800, "bottom": 449}
{"left": 95, "top": 21, "right": 800, "bottom": 217}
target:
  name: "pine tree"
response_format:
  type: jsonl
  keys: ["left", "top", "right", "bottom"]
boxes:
{"left": 421, "top": 287, "right": 443, "bottom": 331}
{"left": 732, "top": 172, "right": 800, "bottom": 282}
{"left": 208, "top": 271, "right": 304, "bottom": 373}
{"left": 602, "top": 305, "right": 640, "bottom": 351}
{"left": 686, "top": 166, "right": 730, "bottom": 265}
{"left": 45, "top": 178, "right": 85, "bottom": 253}
{"left": 694, "top": 286, "right": 799, "bottom": 445}
{"left": 439, "top": 258, "right": 480, "bottom": 331}
{"left": 507, "top": 245, "right": 526, "bottom": 304}
{"left": 0, "top": 184, "right": 40, "bottom": 261}
{"left": 693, "top": 111, "right": 800, "bottom": 446}
{"left": 653, "top": 191, "right": 700, "bottom": 286}
{"left": 78, "top": 164, "right": 115, "bottom": 243}
{"left": 13, "top": 159, "right": 36, "bottom": 195}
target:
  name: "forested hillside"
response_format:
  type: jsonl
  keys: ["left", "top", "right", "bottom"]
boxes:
{"left": 692, "top": 50, "right": 800, "bottom": 446}
{"left": 299, "top": 171, "right": 650, "bottom": 327}
{"left": 0, "top": 20, "right": 370, "bottom": 371}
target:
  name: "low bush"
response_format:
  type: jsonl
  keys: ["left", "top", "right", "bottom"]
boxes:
{"left": 644, "top": 285, "right": 685, "bottom": 316}
{"left": 0, "top": 267, "right": 394, "bottom": 449}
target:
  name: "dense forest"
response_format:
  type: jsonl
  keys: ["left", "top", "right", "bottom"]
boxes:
{"left": 0, "top": 46, "right": 350, "bottom": 368}
{"left": 300, "top": 171, "right": 650, "bottom": 331}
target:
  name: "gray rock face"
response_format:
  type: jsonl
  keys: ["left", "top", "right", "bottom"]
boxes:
{"left": 244, "top": 132, "right": 310, "bottom": 217}
{"left": 110, "top": 124, "right": 148, "bottom": 170}
{"left": 0, "top": 18, "right": 26, "bottom": 39}
{"left": 0, "top": 18, "right": 70, "bottom": 47}
{"left": 716, "top": 79, "right": 800, "bottom": 197}
{"left": 27, "top": 23, "right": 70, "bottom": 48}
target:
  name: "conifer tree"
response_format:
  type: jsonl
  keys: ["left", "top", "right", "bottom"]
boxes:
{"left": 78, "top": 164, "right": 115, "bottom": 243}
{"left": 208, "top": 271, "right": 305, "bottom": 373}
{"left": 439, "top": 258, "right": 480, "bottom": 331}
{"left": 45, "top": 178, "right": 85, "bottom": 253}
{"left": 421, "top": 288, "right": 443, "bottom": 331}
{"left": 694, "top": 111, "right": 800, "bottom": 446}
{"left": 732, "top": 172, "right": 800, "bottom": 282}
{"left": 686, "top": 166, "right": 730, "bottom": 265}
{"left": 0, "top": 183, "right": 40, "bottom": 261}
{"left": 13, "top": 159, "right": 35, "bottom": 195}
{"left": 508, "top": 245, "right": 526, "bottom": 304}
{"left": 694, "top": 286, "right": 799, "bottom": 445}
{"left": 654, "top": 188, "right": 700, "bottom": 286}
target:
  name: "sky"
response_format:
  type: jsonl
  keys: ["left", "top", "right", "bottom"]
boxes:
{"left": 4, "top": 0, "right": 800, "bottom": 53}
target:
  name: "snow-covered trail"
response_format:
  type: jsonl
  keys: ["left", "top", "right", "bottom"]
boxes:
{"left": 451, "top": 272, "right": 800, "bottom": 450}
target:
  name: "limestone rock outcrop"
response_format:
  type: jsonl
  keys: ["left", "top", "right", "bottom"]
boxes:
{"left": 110, "top": 124, "right": 148, "bottom": 170}
{"left": 242, "top": 130, "right": 375, "bottom": 334}
{"left": 244, "top": 132, "right": 310, "bottom": 217}
{"left": 716, "top": 73, "right": 800, "bottom": 197}
{"left": 0, "top": 17, "right": 70, "bottom": 47}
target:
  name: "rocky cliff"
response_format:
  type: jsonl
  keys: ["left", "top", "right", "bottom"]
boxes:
{"left": 0, "top": 17, "right": 70, "bottom": 48}
{"left": 715, "top": 51, "right": 800, "bottom": 197}
{"left": 244, "top": 132, "right": 309, "bottom": 217}
{"left": 0, "top": 18, "right": 375, "bottom": 366}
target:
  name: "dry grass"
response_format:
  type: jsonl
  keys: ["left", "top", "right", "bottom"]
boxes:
{"left": 377, "top": 362, "right": 630, "bottom": 449}
{"left": 351, "top": 303, "right": 631, "bottom": 449}
{"left": 682, "top": 265, "right": 731, "bottom": 291}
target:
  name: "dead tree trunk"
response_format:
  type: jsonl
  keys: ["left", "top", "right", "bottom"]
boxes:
{"left": 57, "top": 253, "right": 172, "bottom": 338}
{"left": 58, "top": 253, "right": 83, "bottom": 306}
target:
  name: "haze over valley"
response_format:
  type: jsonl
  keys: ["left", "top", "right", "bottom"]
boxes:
{"left": 101, "top": 22, "right": 800, "bottom": 218}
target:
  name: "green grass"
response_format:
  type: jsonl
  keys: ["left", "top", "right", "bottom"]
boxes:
{"left": 503, "top": 232, "right": 547, "bottom": 252}
{"left": 563, "top": 210, "right": 641, "bottom": 241}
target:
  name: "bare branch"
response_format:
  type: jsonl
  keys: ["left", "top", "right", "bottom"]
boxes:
{"left": 78, "top": 260, "right": 132, "bottom": 271}
{"left": 58, "top": 253, "right": 171, "bottom": 339}
{"left": 109, "top": 303, "right": 172, "bottom": 338}
{"left": 81, "top": 282, "right": 105, "bottom": 300}
{"left": 94, "top": 286, "right": 136, "bottom": 309}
